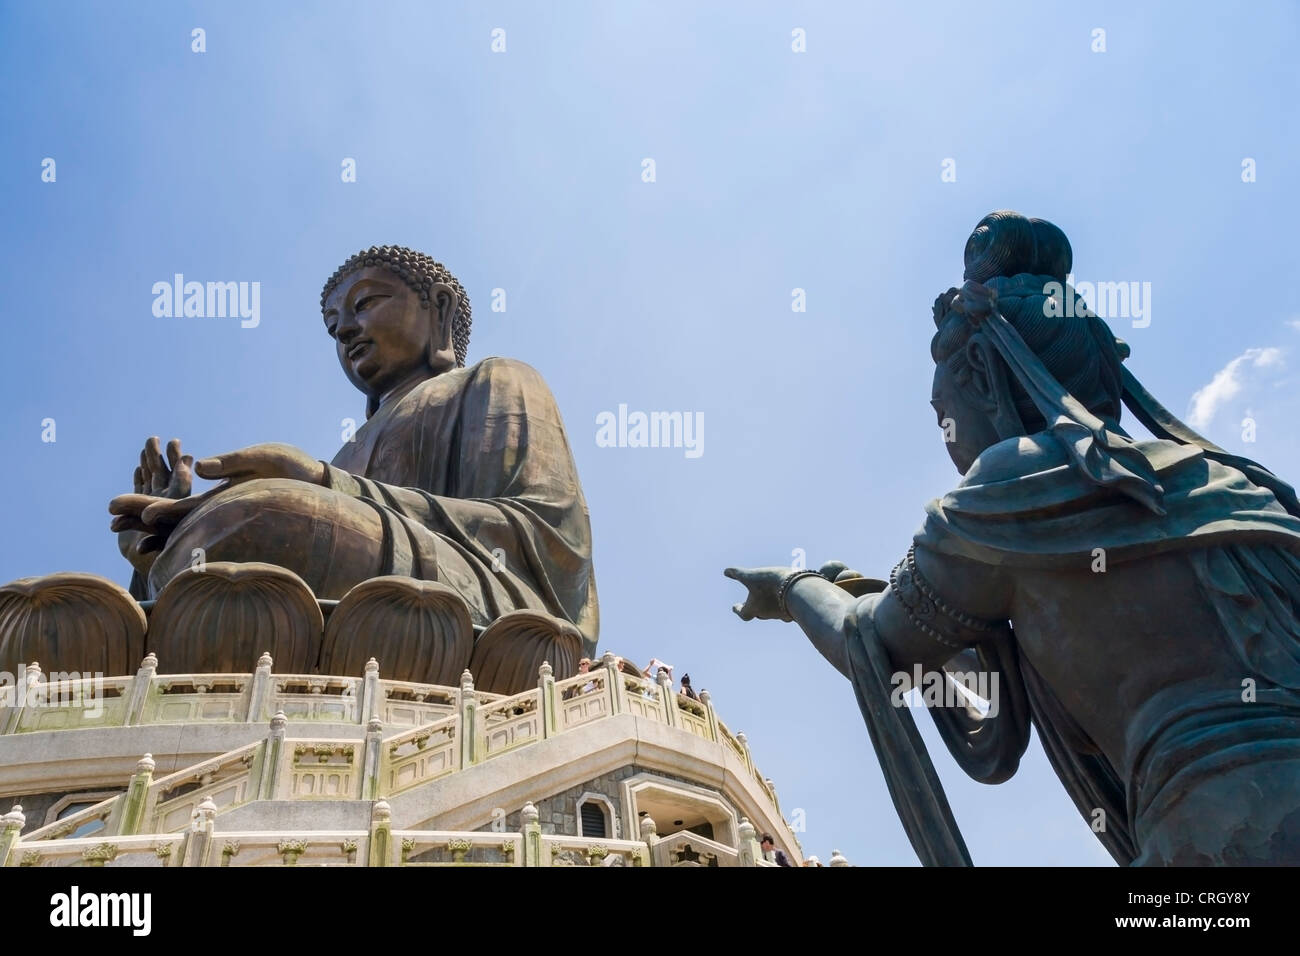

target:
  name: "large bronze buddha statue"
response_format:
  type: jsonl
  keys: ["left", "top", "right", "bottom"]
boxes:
{"left": 1, "top": 247, "right": 598, "bottom": 694}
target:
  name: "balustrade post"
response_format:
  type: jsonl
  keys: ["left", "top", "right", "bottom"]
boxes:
{"left": 736, "top": 730, "right": 755, "bottom": 775}
{"left": 3, "top": 663, "right": 42, "bottom": 734}
{"left": 122, "top": 653, "right": 157, "bottom": 726}
{"left": 737, "top": 818, "right": 764, "bottom": 867}
{"left": 360, "top": 658, "right": 381, "bottom": 725}
{"left": 765, "top": 777, "right": 784, "bottom": 817}
{"left": 180, "top": 796, "right": 217, "bottom": 867}
{"left": 114, "top": 753, "right": 156, "bottom": 836}
{"left": 656, "top": 669, "right": 677, "bottom": 728}
{"left": 698, "top": 689, "right": 721, "bottom": 742}
{"left": 0, "top": 805, "right": 24, "bottom": 868}
{"left": 245, "top": 651, "right": 273, "bottom": 722}
{"left": 640, "top": 814, "right": 658, "bottom": 868}
{"left": 0, "top": 673, "right": 14, "bottom": 736}
{"left": 458, "top": 671, "right": 478, "bottom": 767}
{"left": 361, "top": 716, "right": 383, "bottom": 800}
{"left": 368, "top": 799, "right": 393, "bottom": 867}
{"left": 520, "top": 802, "right": 543, "bottom": 867}
{"left": 538, "top": 661, "right": 557, "bottom": 738}
{"left": 600, "top": 651, "right": 624, "bottom": 715}
{"left": 257, "top": 711, "right": 288, "bottom": 800}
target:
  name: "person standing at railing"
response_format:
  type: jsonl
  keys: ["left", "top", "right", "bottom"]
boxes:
{"left": 679, "top": 673, "right": 699, "bottom": 701}
{"left": 563, "top": 658, "right": 596, "bottom": 700}
{"left": 642, "top": 658, "right": 673, "bottom": 699}
{"left": 760, "top": 833, "right": 793, "bottom": 867}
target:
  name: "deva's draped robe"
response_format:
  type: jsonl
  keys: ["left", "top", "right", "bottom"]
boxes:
{"left": 324, "top": 357, "right": 598, "bottom": 657}
{"left": 846, "top": 432, "right": 1300, "bottom": 865}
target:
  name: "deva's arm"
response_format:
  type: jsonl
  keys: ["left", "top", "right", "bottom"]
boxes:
{"left": 729, "top": 546, "right": 1012, "bottom": 677}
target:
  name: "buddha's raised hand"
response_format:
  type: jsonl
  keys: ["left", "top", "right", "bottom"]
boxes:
{"left": 111, "top": 437, "right": 193, "bottom": 573}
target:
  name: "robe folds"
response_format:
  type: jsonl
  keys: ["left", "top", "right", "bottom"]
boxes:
{"left": 325, "top": 357, "right": 598, "bottom": 657}
{"left": 846, "top": 431, "right": 1300, "bottom": 865}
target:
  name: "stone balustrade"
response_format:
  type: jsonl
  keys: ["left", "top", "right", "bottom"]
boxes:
{"left": 3, "top": 655, "right": 795, "bottom": 860}
{"left": 0, "top": 652, "right": 507, "bottom": 736}
{"left": 0, "top": 796, "right": 818, "bottom": 867}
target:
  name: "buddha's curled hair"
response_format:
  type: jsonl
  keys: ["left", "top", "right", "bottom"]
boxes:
{"left": 932, "top": 211, "right": 1124, "bottom": 434}
{"left": 321, "top": 245, "right": 472, "bottom": 368}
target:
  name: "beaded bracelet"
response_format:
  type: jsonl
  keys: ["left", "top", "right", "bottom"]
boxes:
{"left": 777, "top": 569, "right": 827, "bottom": 620}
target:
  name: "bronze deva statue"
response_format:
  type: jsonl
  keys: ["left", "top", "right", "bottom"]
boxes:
{"left": 104, "top": 246, "right": 597, "bottom": 687}
{"left": 727, "top": 211, "right": 1300, "bottom": 866}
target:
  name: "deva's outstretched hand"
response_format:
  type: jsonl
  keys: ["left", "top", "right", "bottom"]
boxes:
{"left": 724, "top": 566, "right": 796, "bottom": 622}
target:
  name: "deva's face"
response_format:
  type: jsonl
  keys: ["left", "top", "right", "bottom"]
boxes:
{"left": 323, "top": 267, "right": 432, "bottom": 400}
{"left": 931, "top": 363, "right": 1003, "bottom": 474}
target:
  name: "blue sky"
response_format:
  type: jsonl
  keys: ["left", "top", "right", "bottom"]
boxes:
{"left": 2, "top": 1, "right": 1298, "bottom": 865}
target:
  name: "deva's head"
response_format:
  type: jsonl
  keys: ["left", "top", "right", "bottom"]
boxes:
{"left": 320, "top": 246, "right": 472, "bottom": 415}
{"left": 930, "top": 211, "right": 1125, "bottom": 472}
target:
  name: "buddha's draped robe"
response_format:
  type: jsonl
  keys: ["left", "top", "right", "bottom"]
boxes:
{"left": 323, "top": 357, "right": 598, "bottom": 656}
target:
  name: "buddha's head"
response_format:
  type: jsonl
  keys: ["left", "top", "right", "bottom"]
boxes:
{"left": 930, "top": 212, "right": 1125, "bottom": 473}
{"left": 321, "top": 246, "right": 472, "bottom": 415}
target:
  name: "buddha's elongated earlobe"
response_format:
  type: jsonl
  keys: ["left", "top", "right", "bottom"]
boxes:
{"left": 425, "top": 282, "right": 458, "bottom": 373}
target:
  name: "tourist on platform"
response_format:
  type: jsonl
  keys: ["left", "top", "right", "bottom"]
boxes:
{"left": 679, "top": 673, "right": 700, "bottom": 701}
{"left": 642, "top": 658, "right": 673, "bottom": 698}
{"left": 563, "top": 658, "right": 595, "bottom": 700}
{"left": 761, "top": 834, "right": 793, "bottom": 867}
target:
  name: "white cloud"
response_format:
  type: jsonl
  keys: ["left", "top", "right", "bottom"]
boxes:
{"left": 1288, "top": 318, "right": 1300, "bottom": 332}
{"left": 1187, "top": 347, "right": 1284, "bottom": 429}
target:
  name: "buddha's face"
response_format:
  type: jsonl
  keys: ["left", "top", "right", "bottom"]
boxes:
{"left": 323, "top": 267, "right": 453, "bottom": 401}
